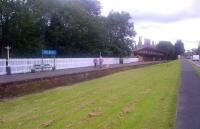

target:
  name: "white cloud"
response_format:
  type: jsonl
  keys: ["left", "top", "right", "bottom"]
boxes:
{"left": 100, "top": 0, "right": 194, "bottom": 16}
{"left": 135, "top": 18, "right": 200, "bottom": 50}
{"left": 100, "top": 0, "right": 200, "bottom": 50}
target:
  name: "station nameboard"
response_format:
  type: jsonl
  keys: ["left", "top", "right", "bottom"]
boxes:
{"left": 42, "top": 49, "right": 57, "bottom": 56}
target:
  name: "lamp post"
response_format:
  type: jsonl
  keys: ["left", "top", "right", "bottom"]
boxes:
{"left": 5, "top": 46, "right": 11, "bottom": 75}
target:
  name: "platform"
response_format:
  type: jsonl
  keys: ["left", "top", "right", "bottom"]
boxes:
{"left": 0, "top": 61, "right": 163, "bottom": 99}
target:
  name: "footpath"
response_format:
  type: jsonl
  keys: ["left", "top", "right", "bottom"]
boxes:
{"left": 176, "top": 60, "right": 200, "bottom": 129}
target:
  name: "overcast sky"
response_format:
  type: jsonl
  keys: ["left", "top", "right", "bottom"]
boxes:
{"left": 100, "top": 0, "right": 200, "bottom": 50}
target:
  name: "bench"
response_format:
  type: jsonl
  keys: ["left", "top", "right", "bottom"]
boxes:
{"left": 31, "top": 64, "right": 54, "bottom": 72}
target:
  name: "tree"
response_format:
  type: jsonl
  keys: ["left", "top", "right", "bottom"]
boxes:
{"left": 0, "top": 0, "right": 136, "bottom": 58}
{"left": 0, "top": 0, "right": 16, "bottom": 57}
{"left": 106, "top": 11, "right": 136, "bottom": 57}
{"left": 174, "top": 40, "right": 185, "bottom": 57}
{"left": 197, "top": 42, "right": 200, "bottom": 55}
{"left": 156, "top": 41, "right": 175, "bottom": 60}
{"left": 0, "top": 0, "right": 43, "bottom": 57}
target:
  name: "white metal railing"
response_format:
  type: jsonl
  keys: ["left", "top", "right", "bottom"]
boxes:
{"left": 0, "top": 59, "right": 6, "bottom": 75}
{"left": 0, "top": 58, "right": 138, "bottom": 75}
{"left": 123, "top": 58, "right": 139, "bottom": 64}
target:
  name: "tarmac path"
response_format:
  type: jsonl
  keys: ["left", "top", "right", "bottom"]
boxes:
{"left": 176, "top": 59, "right": 200, "bottom": 129}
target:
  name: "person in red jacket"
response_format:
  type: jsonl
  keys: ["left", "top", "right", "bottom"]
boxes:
{"left": 99, "top": 56, "right": 104, "bottom": 68}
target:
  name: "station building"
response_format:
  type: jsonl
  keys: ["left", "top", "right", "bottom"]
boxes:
{"left": 133, "top": 37, "right": 165, "bottom": 62}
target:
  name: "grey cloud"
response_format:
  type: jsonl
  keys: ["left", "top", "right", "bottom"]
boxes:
{"left": 132, "top": 0, "right": 200, "bottom": 23}
{"left": 137, "top": 24, "right": 161, "bottom": 30}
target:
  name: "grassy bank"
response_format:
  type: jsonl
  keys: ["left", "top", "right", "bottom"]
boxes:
{"left": 0, "top": 61, "right": 181, "bottom": 129}
{"left": 191, "top": 62, "right": 200, "bottom": 76}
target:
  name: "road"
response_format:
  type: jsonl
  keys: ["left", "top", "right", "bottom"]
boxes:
{"left": 176, "top": 59, "right": 200, "bottom": 129}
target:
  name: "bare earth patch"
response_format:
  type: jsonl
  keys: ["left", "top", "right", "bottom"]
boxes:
{"left": 88, "top": 108, "right": 102, "bottom": 117}
{"left": 42, "top": 120, "right": 54, "bottom": 127}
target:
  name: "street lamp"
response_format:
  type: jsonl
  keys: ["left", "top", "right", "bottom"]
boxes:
{"left": 5, "top": 46, "right": 11, "bottom": 75}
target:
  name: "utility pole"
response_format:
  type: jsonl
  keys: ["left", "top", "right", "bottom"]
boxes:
{"left": 5, "top": 46, "right": 11, "bottom": 75}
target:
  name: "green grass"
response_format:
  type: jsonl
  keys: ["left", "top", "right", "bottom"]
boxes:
{"left": 190, "top": 62, "right": 200, "bottom": 76}
{"left": 0, "top": 61, "right": 181, "bottom": 129}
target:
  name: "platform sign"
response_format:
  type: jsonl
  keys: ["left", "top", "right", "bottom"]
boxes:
{"left": 42, "top": 50, "right": 57, "bottom": 56}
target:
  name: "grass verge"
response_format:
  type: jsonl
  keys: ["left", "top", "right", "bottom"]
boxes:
{"left": 190, "top": 61, "right": 200, "bottom": 76}
{"left": 0, "top": 61, "right": 181, "bottom": 129}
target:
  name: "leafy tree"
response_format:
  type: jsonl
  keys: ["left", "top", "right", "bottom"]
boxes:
{"left": 106, "top": 11, "right": 136, "bottom": 57}
{"left": 0, "top": 0, "right": 43, "bottom": 57}
{"left": 174, "top": 40, "right": 185, "bottom": 57}
{"left": 0, "top": 0, "right": 136, "bottom": 58}
{"left": 197, "top": 42, "right": 200, "bottom": 55}
{"left": 0, "top": 0, "right": 16, "bottom": 57}
{"left": 157, "top": 41, "right": 175, "bottom": 60}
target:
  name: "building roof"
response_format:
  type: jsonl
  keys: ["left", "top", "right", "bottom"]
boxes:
{"left": 133, "top": 47, "right": 165, "bottom": 57}
{"left": 134, "top": 47, "right": 165, "bottom": 53}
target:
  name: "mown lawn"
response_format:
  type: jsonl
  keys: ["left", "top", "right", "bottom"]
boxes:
{"left": 0, "top": 61, "right": 181, "bottom": 129}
